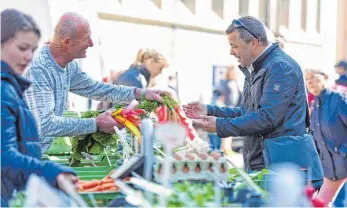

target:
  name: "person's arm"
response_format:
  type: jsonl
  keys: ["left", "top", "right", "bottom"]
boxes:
{"left": 338, "top": 93, "right": 347, "bottom": 127}
{"left": 216, "top": 62, "right": 298, "bottom": 138}
{"left": 207, "top": 105, "right": 243, "bottom": 118}
{"left": 1, "top": 98, "right": 75, "bottom": 188}
{"left": 70, "top": 62, "right": 136, "bottom": 103}
{"left": 25, "top": 67, "right": 97, "bottom": 137}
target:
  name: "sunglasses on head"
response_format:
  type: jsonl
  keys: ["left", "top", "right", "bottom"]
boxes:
{"left": 232, "top": 19, "right": 258, "bottom": 40}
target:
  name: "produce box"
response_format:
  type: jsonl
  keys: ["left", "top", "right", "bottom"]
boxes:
{"left": 46, "top": 151, "right": 122, "bottom": 167}
{"left": 79, "top": 191, "right": 123, "bottom": 207}
{"left": 74, "top": 166, "right": 116, "bottom": 181}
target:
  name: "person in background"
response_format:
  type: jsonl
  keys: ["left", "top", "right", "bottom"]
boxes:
{"left": 1, "top": 9, "right": 77, "bottom": 206}
{"left": 272, "top": 31, "right": 285, "bottom": 49}
{"left": 334, "top": 60, "right": 347, "bottom": 87}
{"left": 114, "top": 48, "right": 168, "bottom": 89}
{"left": 24, "top": 13, "right": 168, "bottom": 153}
{"left": 305, "top": 68, "right": 347, "bottom": 206}
{"left": 209, "top": 65, "right": 243, "bottom": 154}
{"left": 97, "top": 69, "right": 125, "bottom": 110}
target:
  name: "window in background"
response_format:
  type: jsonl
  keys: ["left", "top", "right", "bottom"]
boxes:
{"left": 239, "top": 0, "right": 249, "bottom": 16}
{"left": 279, "top": 0, "right": 289, "bottom": 28}
{"left": 301, "top": 0, "right": 307, "bottom": 31}
{"left": 316, "top": 0, "right": 321, "bottom": 33}
{"left": 259, "top": 0, "right": 270, "bottom": 27}
{"left": 181, "top": 0, "right": 196, "bottom": 14}
{"left": 151, "top": 0, "right": 162, "bottom": 9}
{"left": 212, "top": 0, "right": 224, "bottom": 19}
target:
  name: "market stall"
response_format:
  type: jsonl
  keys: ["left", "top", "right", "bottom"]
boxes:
{"left": 9, "top": 96, "right": 324, "bottom": 207}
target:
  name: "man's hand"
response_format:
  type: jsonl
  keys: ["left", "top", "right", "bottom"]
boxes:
{"left": 183, "top": 101, "right": 207, "bottom": 119}
{"left": 56, "top": 173, "right": 79, "bottom": 191}
{"left": 193, "top": 115, "right": 217, "bottom": 133}
{"left": 135, "top": 88, "right": 175, "bottom": 103}
{"left": 96, "top": 109, "right": 124, "bottom": 134}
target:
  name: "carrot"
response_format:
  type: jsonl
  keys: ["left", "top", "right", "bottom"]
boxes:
{"left": 100, "top": 183, "right": 117, "bottom": 190}
{"left": 107, "top": 187, "right": 120, "bottom": 191}
{"left": 82, "top": 186, "right": 102, "bottom": 192}
{"left": 80, "top": 181, "right": 99, "bottom": 189}
{"left": 100, "top": 179, "right": 114, "bottom": 185}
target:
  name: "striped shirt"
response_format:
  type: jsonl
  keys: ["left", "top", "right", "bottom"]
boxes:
{"left": 25, "top": 45, "right": 136, "bottom": 152}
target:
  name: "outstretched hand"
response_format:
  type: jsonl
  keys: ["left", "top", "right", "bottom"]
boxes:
{"left": 182, "top": 101, "right": 207, "bottom": 119}
{"left": 192, "top": 115, "right": 217, "bottom": 133}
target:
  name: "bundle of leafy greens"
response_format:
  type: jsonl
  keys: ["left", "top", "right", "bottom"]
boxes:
{"left": 228, "top": 168, "right": 269, "bottom": 196}
{"left": 136, "top": 94, "right": 178, "bottom": 117}
{"left": 69, "top": 110, "right": 118, "bottom": 166}
{"left": 164, "top": 181, "right": 219, "bottom": 207}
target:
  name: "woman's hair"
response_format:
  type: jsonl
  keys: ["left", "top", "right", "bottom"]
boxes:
{"left": 133, "top": 48, "right": 168, "bottom": 66}
{"left": 304, "top": 68, "right": 326, "bottom": 75}
{"left": 1, "top": 9, "right": 41, "bottom": 44}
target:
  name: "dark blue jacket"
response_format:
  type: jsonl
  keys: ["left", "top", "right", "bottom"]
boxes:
{"left": 1, "top": 61, "right": 75, "bottom": 206}
{"left": 114, "top": 65, "right": 150, "bottom": 88}
{"left": 311, "top": 89, "right": 347, "bottom": 180}
{"left": 208, "top": 43, "right": 308, "bottom": 171}
{"left": 336, "top": 74, "right": 347, "bottom": 87}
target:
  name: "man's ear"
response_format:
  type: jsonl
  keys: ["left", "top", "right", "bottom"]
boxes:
{"left": 63, "top": 38, "right": 71, "bottom": 47}
{"left": 251, "top": 38, "right": 259, "bottom": 49}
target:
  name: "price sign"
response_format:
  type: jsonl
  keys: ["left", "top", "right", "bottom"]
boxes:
{"left": 155, "top": 123, "right": 186, "bottom": 150}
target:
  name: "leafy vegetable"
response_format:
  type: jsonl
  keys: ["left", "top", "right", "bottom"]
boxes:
{"left": 69, "top": 110, "right": 118, "bottom": 166}
{"left": 228, "top": 168, "right": 269, "bottom": 196}
{"left": 136, "top": 94, "right": 178, "bottom": 117}
{"left": 165, "top": 181, "right": 217, "bottom": 207}
{"left": 8, "top": 191, "right": 26, "bottom": 207}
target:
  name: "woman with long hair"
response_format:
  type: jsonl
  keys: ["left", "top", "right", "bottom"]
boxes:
{"left": 1, "top": 9, "right": 77, "bottom": 206}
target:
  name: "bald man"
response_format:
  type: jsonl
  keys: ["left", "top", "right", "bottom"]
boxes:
{"left": 25, "top": 12, "right": 166, "bottom": 152}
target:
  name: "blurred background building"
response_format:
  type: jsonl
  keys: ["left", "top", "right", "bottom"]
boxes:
{"left": 2, "top": 0, "right": 346, "bottom": 110}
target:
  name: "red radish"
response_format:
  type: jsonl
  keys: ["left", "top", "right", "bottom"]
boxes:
{"left": 311, "top": 197, "right": 325, "bottom": 207}
{"left": 304, "top": 185, "right": 315, "bottom": 199}
{"left": 174, "top": 105, "right": 199, "bottom": 141}
{"left": 121, "top": 100, "right": 139, "bottom": 116}
{"left": 133, "top": 109, "right": 146, "bottom": 114}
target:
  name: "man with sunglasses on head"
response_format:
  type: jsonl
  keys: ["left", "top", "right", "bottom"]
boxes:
{"left": 185, "top": 16, "right": 323, "bottom": 189}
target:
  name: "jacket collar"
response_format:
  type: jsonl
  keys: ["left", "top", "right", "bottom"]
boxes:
{"left": 1, "top": 61, "right": 31, "bottom": 96}
{"left": 315, "top": 88, "right": 330, "bottom": 104}
{"left": 131, "top": 64, "right": 151, "bottom": 84}
{"left": 239, "top": 42, "right": 280, "bottom": 79}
